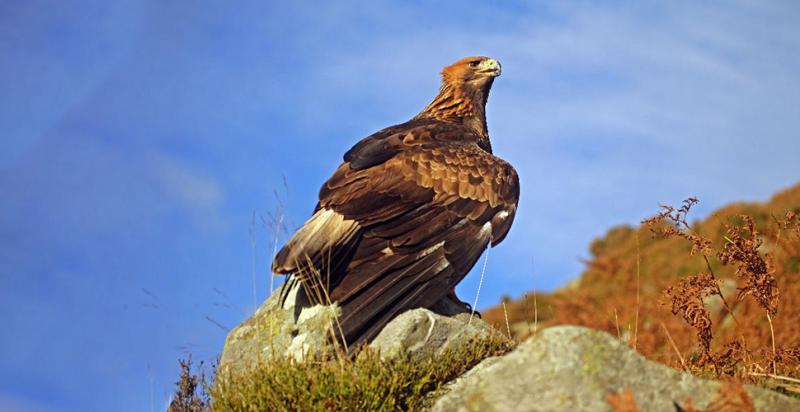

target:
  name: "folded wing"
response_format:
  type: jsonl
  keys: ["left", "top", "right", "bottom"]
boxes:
{"left": 273, "top": 125, "right": 519, "bottom": 348}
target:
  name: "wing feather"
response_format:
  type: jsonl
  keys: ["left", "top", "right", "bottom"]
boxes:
{"left": 273, "top": 121, "right": 519, "bottom": 349}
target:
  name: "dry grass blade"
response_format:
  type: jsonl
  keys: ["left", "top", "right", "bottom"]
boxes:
{"left": 748, "top": 372, "right": 800, "bottom": 394}
{"left": 502, "top": 300, "right": 511, "bottom": 339}
{"left": 533, "top": 289, "right": 538, "bottom": 335}
{"left": 660, "top": 322, "right": 687, "bottom": 372}
{"left": 634, "top": 232, "right": 641, "bottom": 350}
{"left": 748, "top": 372, "right": 800, "bottom": 384}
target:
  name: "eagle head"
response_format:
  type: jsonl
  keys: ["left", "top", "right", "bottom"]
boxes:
{"left": 441, "top": 56, "right": 502, "bottom": 84}
{"left": 418, "top": 56, "right": 501, "bottom": 138}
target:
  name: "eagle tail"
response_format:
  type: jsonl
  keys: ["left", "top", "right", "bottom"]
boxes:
{"left": 330, "top": 243, "right": 456, "bottom": 352}
{"left": 272, "top": 208, "right": 361, "bottom": 291}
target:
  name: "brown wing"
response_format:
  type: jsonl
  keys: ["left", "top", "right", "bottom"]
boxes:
{"left": 272, "top": 120, "right": 494, "bottom": 279}
{"left": 273, "top": 124, "right": 518, "bottom": 348}
{"left": 325, "top": 143, "right": 517, "bottom": 346}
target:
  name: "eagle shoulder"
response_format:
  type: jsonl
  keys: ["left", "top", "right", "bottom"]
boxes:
{"left": 342, "top": 119, "right": 486, "bottom": 171}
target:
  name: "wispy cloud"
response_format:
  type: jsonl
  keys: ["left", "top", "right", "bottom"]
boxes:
{"left": 0, "top": 392, "right": 54, "bottom": 412}
{"left": 147, "top": 151, "right": 226, "bottom": 231}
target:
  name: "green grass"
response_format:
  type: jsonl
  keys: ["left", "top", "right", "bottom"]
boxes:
{"left": 206, "top": 334, "right": 512, "bottom": 412}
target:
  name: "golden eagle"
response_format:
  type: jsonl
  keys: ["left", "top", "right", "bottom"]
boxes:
{"left": 272, "top": 56, "right": 519, "bottom": 349}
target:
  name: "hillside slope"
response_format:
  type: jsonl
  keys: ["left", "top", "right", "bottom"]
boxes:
{"left": 484, "top": 182, "right": 800, "bottom": 382}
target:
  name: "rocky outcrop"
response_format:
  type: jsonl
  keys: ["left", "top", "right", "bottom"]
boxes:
{"left": 218, "top": 285, "right": 798, "bottom": 412}
{"left": 218, "top": 282, "right": 495, "bottom": 375}
{"left": 431, "top": 326, "right": 799, "bottom": 412}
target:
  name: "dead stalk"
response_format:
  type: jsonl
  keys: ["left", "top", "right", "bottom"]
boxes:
{"left": 749, "top": 372, "right": 800, "bottom": 384}
{"left": 522, "top": 292, "right": 533, "bottom": 336}
{"left": 766, "top": 312, "right": 777, "bottom": 375}
{"left": 502, "top": 301, "right": 511, "bottom": 339}
{"left": 533, "top": 289, "right": 538, "bottom": 335}
{"left": 634, "top": 232, "right": 641, "bottom": 350}
{"left": 269, "top": 207, "right": 284, "bottom": 295}
{"left": 250, "top": 211, "right": 258, "bottom": 314}
{"left": 661, "top": 322, "right": 688, "bottom": 372}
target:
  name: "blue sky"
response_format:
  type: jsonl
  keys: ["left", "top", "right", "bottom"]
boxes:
{"left": 1, "top": 1, "right": 799, "bottom": 410}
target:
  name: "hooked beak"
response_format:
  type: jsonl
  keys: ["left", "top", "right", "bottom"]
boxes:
{"left": 476, "top": 58, "right": 501, "bottom": 77}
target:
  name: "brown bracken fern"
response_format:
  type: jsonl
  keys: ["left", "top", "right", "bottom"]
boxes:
{"left": 485, "top": 184, "right": 800, "bottom": 394}
{"left": 662, "top": 273, "right": 717, "bottom": 361}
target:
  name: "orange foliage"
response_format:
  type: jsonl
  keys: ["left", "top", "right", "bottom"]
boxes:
{"left": 485, "top": 182, "right": 800, "bottom": 383}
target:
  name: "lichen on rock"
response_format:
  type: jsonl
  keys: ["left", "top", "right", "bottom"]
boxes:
{"left": 431, "top": 326, "right": 800, "bottom": 412}
{"left": 369, "top": 309, "right": 495, "bottom": 360}
{"left": 218, "top": 283, "right": 340, "bottom": 376}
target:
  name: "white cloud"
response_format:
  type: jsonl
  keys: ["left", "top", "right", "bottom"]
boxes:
{"left": 0, "top": 392, "right": 54, "bottom": 412}
{"left": 147, "top": 151, "right": 226, "bottom": 231}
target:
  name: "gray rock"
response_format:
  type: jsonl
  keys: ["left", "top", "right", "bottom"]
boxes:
{"left": 431, "top": 326, "right": 799, "bottom": 412}
{"left": 218, "top": 281, "right": 495, "bottom": 375}
{"left": 369, "top": 308, "right": 496, "bottom": 359}
{"left": 218, "top": 282, "right": 340, "bottom": 376}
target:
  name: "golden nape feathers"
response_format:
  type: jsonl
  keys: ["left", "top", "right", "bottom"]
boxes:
{"left": 416, "top": 56, "right": 501, "bottom": 144}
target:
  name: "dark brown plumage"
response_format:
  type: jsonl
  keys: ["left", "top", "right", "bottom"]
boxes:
{"left": 272, "top": 56, "right": 519, "bottom": 349}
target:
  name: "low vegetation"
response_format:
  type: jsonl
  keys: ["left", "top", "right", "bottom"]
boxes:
{"left": 170, "top": 334, "right": 511, "bottom": 411}
{"left": 169, "top": 356, "right": 210, "bottom": 412}
{"left": 485, "top": 182, "right": 800, "bottom": 395}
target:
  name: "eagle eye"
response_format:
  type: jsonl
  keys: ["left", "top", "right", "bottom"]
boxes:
{"left": 468, "top": 60, "right": 481, "bottom": 68}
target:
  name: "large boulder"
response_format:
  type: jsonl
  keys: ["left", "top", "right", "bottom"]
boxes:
{"left": 218, "top": 282, "right": 495, "bottom": 375}
{"left": 369, "top": 309, "right": 495, "bottom": 360}
{"left": 431, "top": 326, "right": 799, "bottom": 412}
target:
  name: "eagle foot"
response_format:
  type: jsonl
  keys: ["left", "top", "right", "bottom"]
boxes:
{"left": 429, "top": 292, "right": 480, "bottom": 317}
